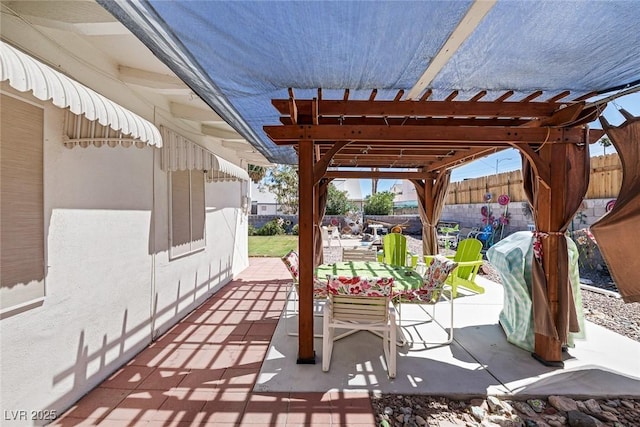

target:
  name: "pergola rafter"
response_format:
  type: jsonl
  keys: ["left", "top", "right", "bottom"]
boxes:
{"left": 264, "top": 87, "right": 606, "bottom": 367}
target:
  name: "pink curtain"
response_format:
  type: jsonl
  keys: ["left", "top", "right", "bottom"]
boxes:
{"left": 591, "top": 113, "right": 640, "bottom": 303}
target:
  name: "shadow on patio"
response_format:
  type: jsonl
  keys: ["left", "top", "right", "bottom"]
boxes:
{"left": 54, "top": 258, "right": 639, "bottom": 426}
{"left": 53, "top": 258, "right": 376, "bottom": 426}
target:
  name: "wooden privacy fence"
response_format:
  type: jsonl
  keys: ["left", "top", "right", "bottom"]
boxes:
{"left": 445, "top": 153, "right": 622, "bottom": 205}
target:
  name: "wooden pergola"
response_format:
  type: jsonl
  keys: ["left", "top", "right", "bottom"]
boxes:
{"left": 264, "top": 88, "right": 605, "bottom": 367}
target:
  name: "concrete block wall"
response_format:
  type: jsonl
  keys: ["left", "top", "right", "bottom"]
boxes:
{"left": 441, "top": 202, "right": 533, "bottom": 231}
{"left": 440, "top": 198, "right": 614, "bottom": 232}
{"left": 248, "top": 198, "right": 615, "bottom": 236}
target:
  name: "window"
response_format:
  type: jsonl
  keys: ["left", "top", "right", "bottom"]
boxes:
{"left": 170, "top": 169, "right": 205, "bottom": 258}
{"left": 1, "top": 93, "right": 45, "bottom": 316}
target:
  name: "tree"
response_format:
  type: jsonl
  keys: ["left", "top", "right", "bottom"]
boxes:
{"left": 325, "top": 183, "right": 356, "bottom": 215}
{"left": 599, "top": 136, "right": 612, "bottom": 155}
{"left": 363, "top": 191, "right": 395, "bottom": 215}
{"left": 258, "top": 165, "right": 299, "bottom": 214}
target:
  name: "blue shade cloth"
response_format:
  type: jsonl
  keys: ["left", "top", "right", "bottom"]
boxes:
{"left": 98, "top": 1, "right": 640, "bottom": 164}
{"left": 487, "top": 232, "right": 585, "bottom": 352}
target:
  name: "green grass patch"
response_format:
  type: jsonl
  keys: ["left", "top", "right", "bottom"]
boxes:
{"left": 249, "top": 235, "right": 298, "bottom": 257}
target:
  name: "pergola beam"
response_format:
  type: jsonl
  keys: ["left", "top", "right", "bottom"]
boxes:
{"left": 265, "top": 125, "right": 588, "bottom": 144}
{"left": 272, "top": 99, "right": 565, "bottom": 118}
{"left": 280, "top": 116, "right": 531, "bottom": 127}
{"left": 323, "top": 170, "right": 430, "bottom": 179}
{"left": 425, "top": 147, "right": 501, "bottom": 172}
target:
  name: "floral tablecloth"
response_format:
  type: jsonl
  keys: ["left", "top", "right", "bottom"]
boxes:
{"left": 316, "top": 261, "right": 422, "bottom": 292}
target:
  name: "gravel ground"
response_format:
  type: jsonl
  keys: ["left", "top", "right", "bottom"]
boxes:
{"left": 328, "top": 235, "right": 640, "bottom": 426}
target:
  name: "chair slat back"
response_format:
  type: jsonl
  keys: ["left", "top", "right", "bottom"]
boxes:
{"left": 383, "top": 233, "right": 407, "bottom": 266}
{"left": 326, "top": 275, "right": 393, "bottom": 322}
{"left": 331, "top": 295, "right": 389, "bottom": 322}
{"left": 453, "top": 238, "right": 482, "bottom": 278}
{"left": 342, "top": 248, "right": 377, "bottom": 262}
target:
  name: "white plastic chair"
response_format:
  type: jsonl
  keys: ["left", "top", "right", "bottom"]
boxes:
{"left": 322, "top": 275, "right": 397, "bottom": 378}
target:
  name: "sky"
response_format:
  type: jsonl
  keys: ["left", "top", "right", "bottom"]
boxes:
{"left": 359, "top": 91, "right": 640, "bottom": 196}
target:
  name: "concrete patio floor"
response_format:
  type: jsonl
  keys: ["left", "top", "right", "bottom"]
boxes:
{"left": 258, "top": 272, "right": 640, "bottom": 398}
{"left": 54, "top": 257, "right": 640, "bottom": 426}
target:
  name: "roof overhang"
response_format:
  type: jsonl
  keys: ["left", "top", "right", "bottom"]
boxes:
{"left": 0, "top": 40, "right": 162, "bottom": 147}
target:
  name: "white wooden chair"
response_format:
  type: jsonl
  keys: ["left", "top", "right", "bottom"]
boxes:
{"left": 341, "top": 247, "right": 378, "bottom": 262}
{"left": 393, "top": 255, "right": 458, "bottom": 346}
{"left": 322, "top": 275, "right": 397, "bottom": 378}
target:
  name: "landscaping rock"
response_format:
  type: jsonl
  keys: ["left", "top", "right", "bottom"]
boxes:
{"left": 549, "top": 396, "right": 579, "bottom": 412}
{"left": 568, "top": 409, "right": 602, "bottom": 427}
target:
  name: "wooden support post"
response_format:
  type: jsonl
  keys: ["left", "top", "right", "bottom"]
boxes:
{"left": 297, "top": 139, "right": 315, "bottom": 364}
{"left": 533, "top": 143, "right": 566, "bottom": 365}
{"left": 424, "top": 178, "right": 434, "bottom": 215}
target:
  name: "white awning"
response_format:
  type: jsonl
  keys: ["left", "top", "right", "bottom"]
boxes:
{"left": 0, "top": 41, "right": 162, "bottom": 147}
{"left": 161, "top": 126, "right": 249, "bottom": 182}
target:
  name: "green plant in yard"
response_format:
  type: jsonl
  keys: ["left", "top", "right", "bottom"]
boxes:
{"left": 248, "top": 224, "right": 257, "bottom": 236}
{"left": 292, "top": 224, "right": 299, "bottom": 235}
{"left": 257, "top": 218, "right": 286, "bottom": 236}
{"left": 326, "top": 183, "right": 356, "bottom": 215}
{"left": 364, "top": 191, "right": 395, "bottom": 215}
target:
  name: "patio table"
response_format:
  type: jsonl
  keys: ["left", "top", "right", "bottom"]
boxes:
{"left": 316, "top": 261, "right": 422, "bottom": 292}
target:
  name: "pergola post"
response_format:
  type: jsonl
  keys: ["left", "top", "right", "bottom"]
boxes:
{"left": 533, "top": 144, "right": 566, "bottom": 364}
{"left": 297, "top": 139, "right": 315, "bottom": 363}
{"left": 525, "top": 140, "right": 589, "bottom": 366}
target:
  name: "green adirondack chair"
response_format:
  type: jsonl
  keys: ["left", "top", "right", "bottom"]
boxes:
{"left": 425, "top": 238, "right": 484, "bottom": 297}
{"left": 382, "top": 233, "right": 408, "bottom": 267}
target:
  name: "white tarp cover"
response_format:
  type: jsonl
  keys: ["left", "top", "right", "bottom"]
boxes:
{"left": 0, "top": 40, "right": 162, "bottom": 147}
{"left": 161, "top": 126, "right": 249, "bottom": 182}
{"left": 98, "top": 1, "right": 640, "bottom": 164}
{"left": 487, "top": 231, "right": 585, "bottom": 352}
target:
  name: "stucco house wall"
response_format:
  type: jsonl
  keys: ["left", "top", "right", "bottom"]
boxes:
{"left": 1, "top": 36, "right": 249, "bottom": 426}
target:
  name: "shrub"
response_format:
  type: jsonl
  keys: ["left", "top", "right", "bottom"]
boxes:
{"left": 291, "top": 224, "right": 299, "bottom": 235}
{"left": 258, "top": 218, "right": 286, "bottom": 236}
{"left": 248, "top": 225, "right": 257, "bottom": 236}
{"left": 364, "top": 191, "right": 395, "bottom": 215}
